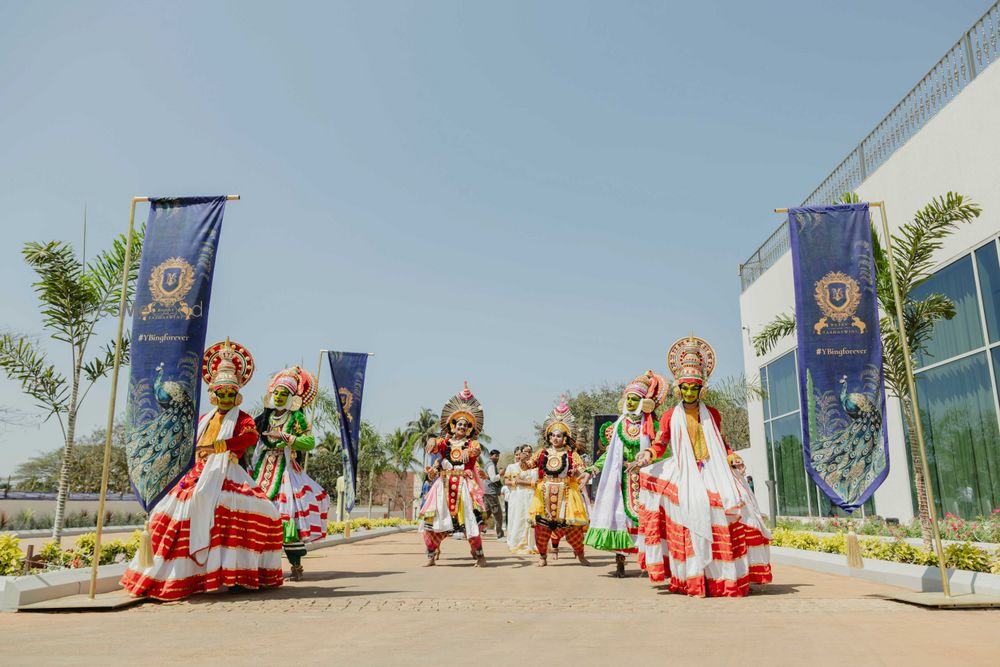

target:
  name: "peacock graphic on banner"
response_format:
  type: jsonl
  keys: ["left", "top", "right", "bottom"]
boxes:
{"left": 124, "top": 351, "right": 201, "bottom": 506}
{"left": 806, "top": 364, "right": 886, "bottom": 507}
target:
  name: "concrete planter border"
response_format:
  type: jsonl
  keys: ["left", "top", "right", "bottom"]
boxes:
{"left": 10, "top": 525, "right": 143, "bottom": 539}
{"left": 771, "top": 545, "right": 1000, "bottom": 596}
{"left": 0, "top": 563, "right": 127, "bottom": 612}
{"left": 0, "top": 524, "right": 416, "bottom": 612}
{"left": 306, "top": 524, "right": 416, "bottom": 551}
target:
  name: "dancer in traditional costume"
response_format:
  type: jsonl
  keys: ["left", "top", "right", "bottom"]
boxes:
{"left": 632, "top": 337, "right": 771, "bottom": 597}
{"left": 582, "top": 371, "right": 668, "bottom": 577}
{"left": 121, "top": 340, "right": 284, "bottom": 601}
{"left": 251, "top": 366, "right": 330, "bottom": 581}
{"left": 504, "top": 444, "right": 538, "bottom": 555}
{"left": 417, "top": 382, "right": 488, "bottom": 567}
{"left": 524, "top": 399, "right": 591, "bottom": 566}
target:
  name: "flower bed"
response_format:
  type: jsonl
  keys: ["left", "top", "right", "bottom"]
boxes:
{"left": 326, "top": 518, "right": 416, "bottom": 535}
{"left": 776, "top": 510, "right": 1000, "bottom": 543}
{"left": 0, "top": 531, "right": 141, "bottom": 576}
{"left": 770, "top": 527, "right": 1000, "bottom": 574}
{"left": 0, "top": 519, "right": 417, "bottom": 576}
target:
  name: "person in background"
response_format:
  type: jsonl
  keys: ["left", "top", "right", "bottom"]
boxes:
{"left": 484, "top": 449, "right": 505, "bottom": 538}
{"left": 504, "top": 444, "right": 538, "bottom": 555}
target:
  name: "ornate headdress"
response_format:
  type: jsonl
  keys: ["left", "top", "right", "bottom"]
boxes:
{"left": 542, "top": 396, "right": 576, "bottom": 445}
{"left": 265, "top": 366, "right": 317, "bottom": 412}
{"left": 623, "top": 370, "right": 669, "bottom": 411}
{"left": 623, "top": 370, "right": 669, "bottom": 440}
{"left": 202, "top": 339, "right": 255, "bottom": 403}
{"left": 666, "top": 336, "right": 716, "bottom": 397}
{"left": 440, "top": 381, "right": 484, "bottom": 436}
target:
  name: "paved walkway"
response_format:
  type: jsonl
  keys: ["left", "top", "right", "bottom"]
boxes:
{"left": 3, "top": 532, "right": 999, "bottom": 666}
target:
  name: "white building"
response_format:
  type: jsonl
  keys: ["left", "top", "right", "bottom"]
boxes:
{"left": 739, "top": 4, "right": 1000, "bottom": 521}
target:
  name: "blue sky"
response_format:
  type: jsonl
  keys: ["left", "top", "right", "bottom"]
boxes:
{"left": 0, "top": 0, "right": 991, "bottom": 475}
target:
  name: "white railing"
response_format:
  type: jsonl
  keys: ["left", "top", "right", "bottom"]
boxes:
{"left": 740, "top": 2, "right": 1000, "bottom": 292}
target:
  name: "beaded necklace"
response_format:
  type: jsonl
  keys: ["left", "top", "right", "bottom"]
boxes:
{"left": 617, "top": 417, "right": 641, "bottom": 447}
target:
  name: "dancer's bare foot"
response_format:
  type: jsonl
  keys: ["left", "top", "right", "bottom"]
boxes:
{"left": 433, "top": 549, "right": 441, "bottom": 562}
{"left": 474, "top": 554, "right": 488, "bottom": 568}
{"left": 423, "top": 555, "right": 436, "bottom": 567}
{"left": 551, "top": 546, "right": 559, "bottom": 560}
{"left": 576, "top": 552, "right": 591, "bottom": 566}
{"left": 536, "top": 556, "right": 548, "bottom": 567}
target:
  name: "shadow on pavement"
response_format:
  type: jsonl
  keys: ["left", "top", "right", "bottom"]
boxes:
{"left": 651, "top": 582, "right": 807, "bottom": 597}
{"left": 750, "top": 583, "right": 810, "bottom": 596}
{"left": 183, "top": 586, "right": 412, "bottom": 602}
{"left": 297, "top": 570, "right": 404, "bottom": 580}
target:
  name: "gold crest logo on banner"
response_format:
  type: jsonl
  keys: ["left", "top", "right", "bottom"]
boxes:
{"left": 338, "top": 388, "right": 355, "bottom": 422}
{"left": 141, "top": 257, "right": 198, "bottom": 320}
{"left": 813, "top": 271, "right": 866, "bottom": 334}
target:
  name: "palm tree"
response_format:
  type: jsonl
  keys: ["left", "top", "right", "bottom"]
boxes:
{"left": 356, "top": 421, "right": 388, "bottom": 520}
{"left": 0, "top": 227, "right": 143, "bottom": 542}
{"left": 383, "top": 428, "right": 421, "bottom": 517}
{"left": 752, "top": 192, "right": 981, "bottom": 542}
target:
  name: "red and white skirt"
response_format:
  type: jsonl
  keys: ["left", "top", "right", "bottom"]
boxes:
{"left": 273, "top": 452, "right": 329, "bottom": 544}
{"left": 638, "top": 472, "right": 772, "bottom": 597}
{"left": 121, "top": 457, "right": 284, "bottom": 601}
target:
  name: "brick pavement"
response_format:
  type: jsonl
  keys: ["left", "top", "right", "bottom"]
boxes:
{"left": 2, "top": 531, "right": 999, "bottom": 666}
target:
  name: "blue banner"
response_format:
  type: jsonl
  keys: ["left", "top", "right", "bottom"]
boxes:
{"left": 327, "top": 351, "right": 368, "bottom": 512}
{"left": 124, "top": 197, "right": 226, "bottom": 511}
{"left": 789, "top": 203, "right": 889, "bottom": 512}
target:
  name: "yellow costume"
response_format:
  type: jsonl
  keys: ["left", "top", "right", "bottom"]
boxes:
{"left": 524, "top": 397, "right": 591, "bottom": 565}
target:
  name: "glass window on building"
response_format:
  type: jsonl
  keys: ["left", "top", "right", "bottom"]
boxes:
{"left": 915, "top": 352, "right": 1000, "bottom": 518}
{"left": 765, "top": 353, "right": 798, "bottom": 418}
{"left": 912, "top": 255, "right": 983, "bottom": 367}
{"left": 768, "top": 413, "right": 810, "bottom": 516}
{"left": 975, "top": 242, "right": 1000, "bottom": 343}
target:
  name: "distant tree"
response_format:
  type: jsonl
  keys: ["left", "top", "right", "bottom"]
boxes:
{"left": 383, "top": 428, "right": 420, "bottom": 516}
{"left": 305, "top": 445, "right": 343, "bottom": 498}
{"left": 356, "top": 421, "right": 389, "bottom": 519}
{"left": 533, "top": 383, "right": 626, "bottom": 445}
{"left": 13, "top": 422, "right": 129, "bottom": 494}
{"left": 547, "top": 376, "right": 763, "bottom": 457}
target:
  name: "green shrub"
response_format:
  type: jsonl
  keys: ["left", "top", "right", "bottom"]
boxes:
{"left": 944, "top": 542, "right": 992, "bottom": 572}
{"left": 776, "top": 528, "right": 997, "bottom": 573}
{"left": 34, "top": 541, "right": 71, "bottom": 568}
{"left": 326, "top": 517, "right": 415, "bottom": 535}
{"left": 817, "top": 533, "right": 846, "bottom": 554}
{"left": 0, "top": 533, "right": 24, "bottom": 576}
{"left": 860, "top": 538, "right": 894, "bottom": 561}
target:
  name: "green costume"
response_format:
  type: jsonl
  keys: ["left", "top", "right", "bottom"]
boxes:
{"left": 251, "top": 366, "right": 329, "bottom": 581}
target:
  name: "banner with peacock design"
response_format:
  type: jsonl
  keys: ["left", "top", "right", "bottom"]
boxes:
{"left": 124, "top": 197, "right": 227, "bottom": 511}
{"left": 327, "top": 351, "right": 369, "bottom": 512}
{"left": 788, "top": 203, "right": 889, "bottom": 512}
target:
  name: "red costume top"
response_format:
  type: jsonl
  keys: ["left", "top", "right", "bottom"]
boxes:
{"left": 647, "top": 405, "right": 732, "bottom": 460}
{"left": 430, "top": 437, "right": 481, "bottom": 472}
{"left": 195, "top": 409, "right": 259, "bottom": 460}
